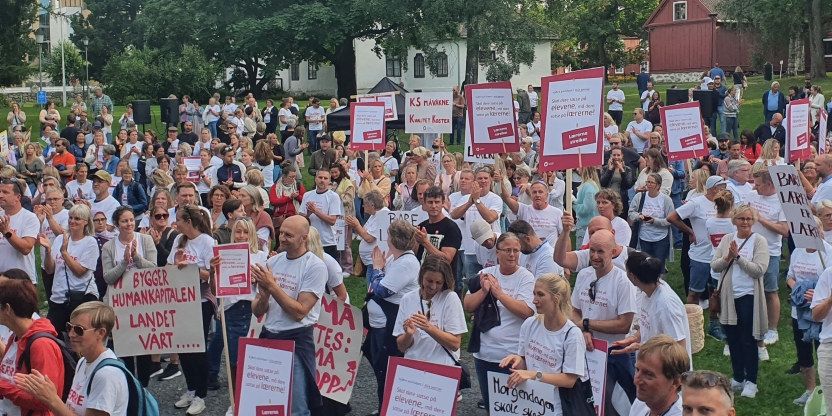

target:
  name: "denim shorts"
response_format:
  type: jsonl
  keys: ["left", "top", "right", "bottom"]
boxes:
{"left": 763, "top": 255, "right": 779, "bottom": 292}
{"left": 689, "top": 260, "right": 711, "bottom": 293}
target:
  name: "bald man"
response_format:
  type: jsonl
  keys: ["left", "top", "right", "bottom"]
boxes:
{"left": 572, "top": 229, "right": 637, "bottom": 415}
{"left": 252, "top": 215, "right": 327, "bottom": 416}
{"left": 813, "top": 154, "right": 832, "bottom": 205}
{"left": 554, "top": 213, "right": 629, "bottom": 273}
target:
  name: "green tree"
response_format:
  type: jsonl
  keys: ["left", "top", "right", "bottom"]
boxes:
{"left": 70, "top": 0, "right": 146, "bottom": 80}
{"left": 102, "top": 46, "right": 220, "bottom": 103}
{"left": 44, "top": 41, "right": 86, "bottom": 86}
{"left": 0, "top": 0, "right": 37, "bottom": 86}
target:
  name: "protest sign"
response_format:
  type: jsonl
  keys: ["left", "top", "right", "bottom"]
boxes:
{"left": 382, "top": 357, "right": 461, "bottom": 416}
{"left": 350, "top": 102, "right": 386, "bottom": 151}
{"left": 405, "top": 91, "right": 453, "bottom": 133}
{"left": 234, "top": 338, "right": 294, "bottom": 416}
{"left": 313, "top": 294, "right": 363, "bottom": 404}
{"left": 248, "top": 314, "right": 265, "bottom": 338}
{"left": 787, "top": 98, "right": 811, "bottom": 162}
{"left": 213, "top": 243, "right": 251, "bottom": 297}
{"left": 538, "top": 67, "right": 605, "bottom": 172}
{"left": 660, "top": 101, "right": 709, "bottom": 162}
{"left": 375, "top": 210, "right": 428, "bottom": 252}
{"left": 463, "top": 116, "right": 495, "bottom": 165}
{"left": 357, "top": 92, "right": 398, "bottom": 121}
{"left": 183, "top": 157, "right": 201, "bottom": 183}
{"left": 0, "top": 131, "right": 8, "bottom": 163}
{"left": 108, "top": 265, "right": 205, "bottom": 356}
{"left": 820, "top": 109, "right": 830, "bottom": 154}
{"left": 770, "top": 165, "right": 824, "bottom": 250}
{"left": 586, "top": 339, "right": 609, "bottom": 416}
{"left": 335, "top": 218, "right": 346, "bottom": 251}
{"left": 487, "top": 371, "right": 557, "bottom": 416}
{"left": 465, "top": 82, "right": 519, "bottom": 155}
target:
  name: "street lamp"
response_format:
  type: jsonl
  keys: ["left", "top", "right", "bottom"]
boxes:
{"left": 36, "top": 30, "right": 44, "bottom": 92}
{"left": 83, "top": 37, "right": 89, "bottom": 100}
{"left": 55, "top": 0, "right": 67, "bottom": 107}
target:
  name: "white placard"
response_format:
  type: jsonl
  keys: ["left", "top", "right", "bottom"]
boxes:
{"left": 466, "top": 82, "right": 519, "bottom": 155}
{"left": 406, "top": 92, "right": 453, "bottom": 133}
{"left": 586, "top": 340, "right": 609, "bottom": 416}
{"left": 357, "top": 92, "right": 398, "bottom": 121}
{"left": 487, "top": 372, "right": 558, "bottom": 416}
{"left": 183, "top": 156, "right": 201, "bottom": 183}
{"left": 660, "top": 102, "right": 708, "bottom": 162}
{"left": 350, "top": 102, "right": 386, "bottom": 151}
{"left": 213, "top": 243, "right": 251, "bottom": 298}
{"left": 770, "top": 165, "right": 824, "bottom": 250}
{"left": 375, "top": 210, "right": 428, "bottom": 252}
{"left": 235, "top": 340, "right": 294, "bottom": 416}
{"left": 464, "top": 116, "right": 496, "bottom": 165}
{"left": 384, "top": 365, "right": 458, "bottom": 416}
{"left": 787, "top": 99, "right": 811, "bottom": 162}
{"left": 335, "top": 218, "right": 346, "bottom": 251}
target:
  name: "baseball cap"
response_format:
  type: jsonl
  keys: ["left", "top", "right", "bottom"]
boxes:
{"left": 92, "top": 170, "right": 112, "bottom": 183}
{"left": 705, "top": 175, "right": 727, "bottom": 190}
{"left": 469, "top": 219, "right": 495, "bottom": 245}
{"left": 168, "top": 126, "right": 179, "bottom": 132}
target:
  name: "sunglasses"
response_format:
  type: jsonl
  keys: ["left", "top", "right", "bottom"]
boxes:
{"left": 154, "top": 213, "right": 170, "bottom": 220}
{"left": 66, "top": 322, "right": 96, "bottom": 337}
{"left": 588, "top": 278, "right": 598, "bottom": 302}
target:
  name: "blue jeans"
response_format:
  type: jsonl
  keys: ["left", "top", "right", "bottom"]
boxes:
{"left": 291, "top": 352, "right": 311, "bottom": 416}
{"left": 309, "top": 130, "right": 322, "bottom": 152}
{"left": 452, "top": 116, "right": 465, "bottom": 145}
{"left": 207, "top": 120, "right": 218, "bottom": 138}
{"left": 716, "top": 106, "right": 726, "bottom": 135}
{"left": 474, "top": 357, "right": 511, "bottom": 407}
{"left": 725, "top": 116, "right": 739, "bottom": 141}
{"left": 670, "top": 192, "right": 683, "bottom": 247}
{"left": 207, "top": 301, "right": 252, "bottom": 382}
{"left": 640, "top": 234, "right": 670, "bottom": 271}
{"left": 725, "top": 295, "right": 759, "bottom": 383}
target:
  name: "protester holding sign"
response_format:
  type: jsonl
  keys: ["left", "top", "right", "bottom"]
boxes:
{"left": 168, "top": 205, "right": 216, "bottom": 414}
{"left": 499, "top": 273, "right": 588, "bottom": 416}
{"left": 252, "top": 215, "right": 328, "bottom": 416}
{"left": 496, "top": 171, "right": 564, "bottom": 242}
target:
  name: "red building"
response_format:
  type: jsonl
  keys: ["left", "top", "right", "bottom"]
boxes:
{"left": 643, "top": 0, "right": 787, "bottom": 74}
{"left": 607, "top": 37, "right": 646, "bottom": 76}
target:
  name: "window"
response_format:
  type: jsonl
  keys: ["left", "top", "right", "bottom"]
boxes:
{"left": 614, "top": 66, "right": 624, "bottom": 74}
{"left": 308, "top": 62, "right": 317, "bottom": 80}
{"left": 825, "top": 39, "right": 832, "bottom": 57}
{"left": 413, "top": 53, "right": 425, "bottom": 78}
{"left": 386, "top": 55, "right": 402, "bottom": 77}
{"left": 673, "top": 1, "right": 687, "bottom": 21}
{"left": 435, "top": 53, "right": 449, "bottom": 77}
{"left": 290, "top": 63, "right": 299, "bottom": 81}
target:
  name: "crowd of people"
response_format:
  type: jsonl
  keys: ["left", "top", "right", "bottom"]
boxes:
{"left": 2, "top": 68, "right": 831, "bottom": 416}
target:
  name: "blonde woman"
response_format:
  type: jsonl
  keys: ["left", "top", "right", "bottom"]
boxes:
{"left": 329, "top": 163, "right": 356, "bottom": 274}
{"left": 603, "top": 112, "right": 618, "bottom": 150}
{"left": 17, "top": 142, "right": 44, "bottom": 195}
{"left": 238, "top": 185, "right": 274, "bottom": 250}
{"left": 686, "top": 167, "right": 711, "bottom": 201}
{"left": 435, "top": 152, "right": 461, "bottom": 198}
{"left": 754, "top": 139, "right": 785, "bottom": 167}
{"left": 307, "top": 226, "right": 349, "bottom": 302}
{"left": 359, "top": 158, "right": 392, "bottom": 206}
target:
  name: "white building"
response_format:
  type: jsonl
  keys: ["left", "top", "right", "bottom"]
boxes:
{"left": 276, "top": 38, "right": 552, "bottom": 96}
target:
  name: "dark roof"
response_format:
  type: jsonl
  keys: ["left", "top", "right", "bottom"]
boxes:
{"left": 325, "top": 77, "right": 409, "bottom": 132}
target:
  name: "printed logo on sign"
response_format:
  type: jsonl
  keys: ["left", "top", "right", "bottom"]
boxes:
{"left": 255, "top": 404, "right": 285, "bottom": 416}
{"left": 487, "top": 123, "right": 514, "bottom": 140}
{"left": 228, "top": 273, "right": 247, "bottom": 285}
{"left": 680, "top": 134, "right": 702, "bottom": 149}
{"left": 363, "top": 130, "right": 382, "bottom": 140}
{"left": 798, "top": 132, "right": 809, "bottom": 147}
{"left": 562, "top": 126, "right": 597, "bottom": 150}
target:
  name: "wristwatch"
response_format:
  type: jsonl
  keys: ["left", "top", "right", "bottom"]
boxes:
{"left": 473, "top": 198, "right": 481, "bottom": 205}
{"left": 4, "top": 231, "right": 11, "bottom": 239}
{"left": 535, "top": 371, "right": 543, "bottom": 381}
{"left": 582, "top": 318, "right": 590, "bottom": 332}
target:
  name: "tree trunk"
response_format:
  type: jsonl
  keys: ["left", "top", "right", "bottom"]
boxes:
{"left": 245, "top": 59, "right": 262, "bottom": 97}
{"left": 808, "top": 0, "right": 827, "bottom": 79}
{"left": 464, "top": 35, "right": 479, "bottom": 86}
{"left": 333, "top": 39, "right": 357, "bottom": 98}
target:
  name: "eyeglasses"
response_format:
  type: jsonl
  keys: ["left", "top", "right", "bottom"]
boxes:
{"left": 154, "top": 213, "right": 170, "bottom": 220}
{"left": 66, "top": 322, "right": 96, "bottom": 337}
{"left": 588, "top": 278, "right": 598, "bottom": 302}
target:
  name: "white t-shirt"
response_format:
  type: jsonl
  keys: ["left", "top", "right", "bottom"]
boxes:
{"left": 393, "top": 290, "right": 467, "bottom": 366}
{"left": 812, "top": 176, "right": 832, "bottom": 205}
{"left": 448, "top": 192, "right": 475, "bottom": 252}
{"left": 528, "top": 90, "right": 539, "bottom": 108}
{"left": 90, "top": 196, "right": 121, "bottom": 226}
{"left": 470, "top": 265, "right": 535, "bottom": 362}
{"left": 466, "top": 192, "right": 502, "bottom": 239}
{"left": 607, "top": 89, "right": 625, "bottom": 111}
{"left": 204, "top": 104, "right": 221, "bottom": 123}
{"left": 640, "top": 89, "right": 654, "bottom": 111}
{"left": 381, "top": 156, "right": 399, "bottom": 177}
{"left": 727, "top": 180, "right": 754, "bottom": 204}
{"left": 166, "top": 233, "right": 215, "bottom": 270}
{"left": 0, "top": 209, "right": 40, "bottom": 283}
{"left": 41, "top": 209, "right": 70, "bottom": 267}
{"left": 517, "top": 318, "right": 587, "bottom": 416}
{"left": 278, "top": 108, "right": 293, "bottom": 131}
{"left": 626, "top": 119, "right": 653, "bottom": 153}
{"left": 789, "top": 247, "right": 831, "bottom": 318}
{"left": 167, "top": 206, "right": 212, "bottom": 228}
{"left": 299, "top": 189, "right": 343, "bottom": 246}
{"left": 123, "top": 141, "right": 143, "bottom": 171}
{"left": 639, "top": 193, "right": 669, "bottom": 241}
{"left": 358, "top": 208, "right": 389, "bottom": 264}
{"left": 66, "top": 349, "right": 129, "bottom": 416}
{"left": 746, "top": 191, "right": 786, "bottom": 256}
{"left": 305, "top": 106, "right": 326, "bottom": 131}
{"left": 580, "top": 216, "right": 632, "bottom": 247}
{"left": 262, "top": 251, "right": 327, "bottom": 332}
{"left": 66, "top": 180, "right": 94, "bottom": 201}
{"left": 574, "top": 246, "right": 629, "bottom": 273}
{"left": 675, "top": 195, "right": 717, "bottom": 263}
{"left": 526, "top": 121, "right": 541, "bottom": 143}
{"left": 367, "top": 252, "right": 421, "bottom": 328}
{"left": 322, "top": 253, "right": 347, "bottom": 301}
{"left": 730, "top": 234, "right": 762, "bottom": 298}
{"left": 705, "top": 217, "right": 735, "bottom": 280}
{"left": 572, "top": 266, "right": 637, "bottom": 344}
{"left": 49, "top": 234, "right": 100, "bottom": 303}
{"left": 517, "top": 203, "right": 563, "bottom": 242}
{"left": 812, "top": 267, "right": 832, "bottom": 342}
{"left": 522, "top": 242, "right": 564, "bottom": 277}
{"left": 629, "top": 396, "right": 683, "bottom": 416}
{"left": 636, "top": 281, "right": 692, "bottom": 359}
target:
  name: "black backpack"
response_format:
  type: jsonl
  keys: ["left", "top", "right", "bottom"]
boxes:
{"left": 18, "top": 332, "right": 77, "bottom": 402}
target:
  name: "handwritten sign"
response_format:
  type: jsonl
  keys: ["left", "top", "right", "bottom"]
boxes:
{"left": 586, "top": 339, "right": 609, "bottom": 416}
{"left": 787, "top": 99, "right": 811, "bottom": 162}
{"left": 466, "top": 82, "right": 519, "bottom": 155}
{"left": 214, "top": 243, "right": 252, "bottom": 297}
{"left": 108, "top": 265, "right": 205, "bottom": 356}
{"left": 463, "top": 116, "right": 496, "bottom": 165}
{"left": 313, "top": 294, "right": 363, "bottom": 404}
{"left": 538, "top": 67, "right": 605, "bottom": 171}
{"left": 406, "top": 92, "right": 453, "bottom": 133}
{"left": 234, "top": 339, "right": 294, "bottom": 416}
{"left": 770, "top": 165, "right": 824, "bottom": 250}
{"left": 487, "top": 372, "right": 557, "bottom": 416}
{"left": 350, "top": 102, "right": 386, "bottom": 151}
{"left": 335, "top": 218, "right": 346, "bottom": 251}
{"left": 660, "top": 101, "right": 708, "bottom": 162}
{"left": 357, "top": 92, "right": 398, "bottom": 122}
{"left": 374, "top": 210, "right": 428, "bottom": 252}
{"left": 382, "top": 357, "right": 461, "bottom": 416}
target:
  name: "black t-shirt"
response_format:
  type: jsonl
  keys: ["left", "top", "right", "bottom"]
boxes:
{"left": 60, "top": 126, "right": 78, "bottom": 143}
{"left": 416, "top": 216, "right": 462, "bottom": 273}
{"left": 179, "top": 132, "right": 198, "bottom": 146}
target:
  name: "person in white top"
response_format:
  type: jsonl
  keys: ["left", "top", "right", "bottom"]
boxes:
{"left": 497, "top": 172, "right": 564, "bottom": 242}
{"left": 812, "top": 154, "right": 832, "bottom": 205}
{"left": 555, "top": 213, "right": 630, "bottom": 273}
{"left": 450, "top": 165, "right": 502, "bottom": 238}
{"left": 580, "top": 189, "right": 632, "bottom": 247}
{"left": 626, "top": 109, "right": 653, "bottom": 153}
{"left": 304, "top": 98, "right": 326, "bottom": 151}
{"left": 810, "top": 255, "right": 832, "bottom": 415}
{"left": 628, "top": 335, "right": 689, "bottom": 416}
{"left": 251, "top": 216, "right": 327, "bottom": 416}
{"left": 394, "top": 255, "right": 467, "bottom": 367}
{"left": 86, "top": 170, "right": 121, "bottom": 229}
{"left": 526, "top": 111, "right": 541, "bottom": 144}
{"left": 499, "top": 274, "right": 588, "bottom": 416}
{"left": 606, "top": 82, "right": 626, "bottom": 126}
{"left": 299, "top": 169, "right": 343, "bottom": 258}
{"left": 463, "top": 233, "right": 534, "bottom": 408}
{"left": 16, "top": 302, "right": 130, "bottom": 416}
{"left": 527, "top": 84, "right": 538, "bottom": 112}
{"left": 0, "top": 178, "right": 39, "bottom": 282}
{"left": 508, "top": 219, "right": 564, "bottom": 277}
{"left": 66, "top": 164, "right": 94, "bottom": 202}
{"left": 680, "top": 370, "right": 738, "bottom": 416}
{"left": 346, "top": 190, "right": 388, "bottom": 282}
{"left": 725, "top": 160, "right": 754, "bottom": 204}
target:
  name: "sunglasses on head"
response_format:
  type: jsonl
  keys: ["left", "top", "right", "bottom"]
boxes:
{"left": 588, "top": 278, "right": 598, "bottom": 302}
{"left": 66, "top": 322, "right": 96, "bottom": 337}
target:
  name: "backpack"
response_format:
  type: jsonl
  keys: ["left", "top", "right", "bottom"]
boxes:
{"left": 18, "top": 332, "right": 77, "bottom": 402}
{"left": 86, "top": 358, "right": 160, "bottom": 416}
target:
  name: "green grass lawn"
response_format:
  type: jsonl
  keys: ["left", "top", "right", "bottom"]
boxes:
{"left": 7, "top": 75, "right": 829, "bottom": 414}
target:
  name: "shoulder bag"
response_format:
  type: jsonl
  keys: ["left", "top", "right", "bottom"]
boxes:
{"left": 420, "top": 296, "right": 472, "bottom": 389}
{"left": 710, "top": 233, "right": 754, "bottom": 314}
{"left": 558, "top": 326, "right": 596, "bottom": 416}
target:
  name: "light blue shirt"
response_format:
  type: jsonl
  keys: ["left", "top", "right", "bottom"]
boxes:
{"left": 767, "top": 91, "right": 780, "bottom": 111}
